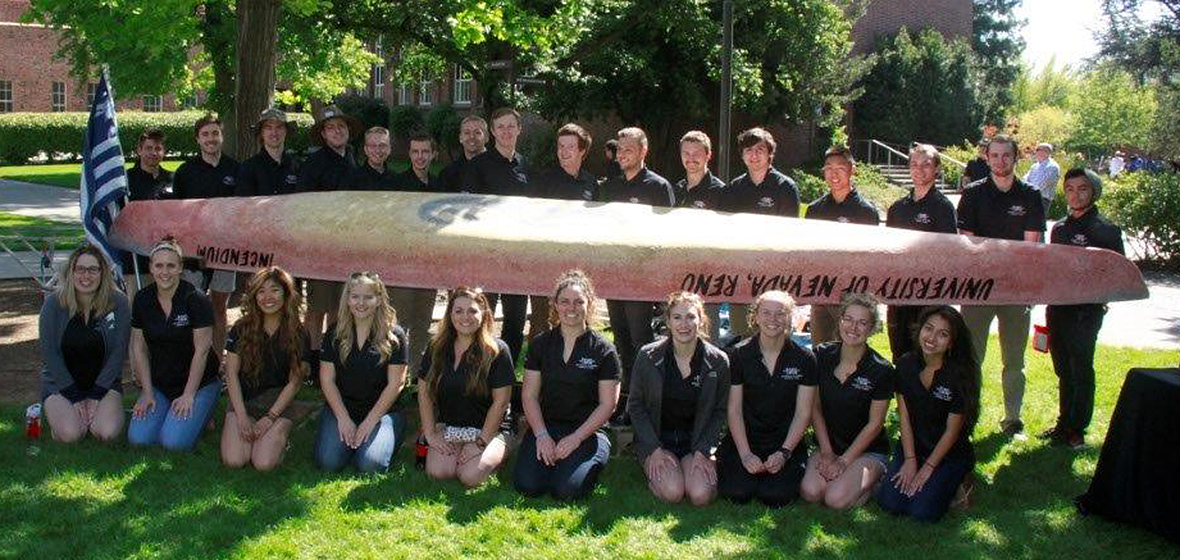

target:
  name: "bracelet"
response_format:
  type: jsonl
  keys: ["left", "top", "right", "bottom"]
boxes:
{"left": 924, "top": 461, "right": 937, "bottom": 469}
{"left": 534, "top": 429, "right": 549, "bottom": 440}
{"left": 904, "top": 456, "right": 917, "bottom": 461}
{"left": 265, "top": 411, "right": 278, "bottom": 421}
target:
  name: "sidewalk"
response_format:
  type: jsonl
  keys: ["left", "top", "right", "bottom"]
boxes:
{"left": 0, "top": 179, "right": 80, "bottom": 223}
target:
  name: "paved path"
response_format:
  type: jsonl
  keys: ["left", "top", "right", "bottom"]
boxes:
{"left": 1, "top": 181, "right": 1176, "bottom": 349}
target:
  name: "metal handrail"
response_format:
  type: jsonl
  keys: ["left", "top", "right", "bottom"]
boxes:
{"left": 861, "top": 138, "right": 966, "bottom": 170}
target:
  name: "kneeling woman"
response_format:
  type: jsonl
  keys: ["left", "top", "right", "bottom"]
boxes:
{"left": 514, "top": 270, "right": 621, "bottom": 500}
{"left": 128, "top": 237, "right": 221, "bottom": 450}
{"left": 40, "top": 246, "right": 130, "bottom": 443}
{"left": 801, "top": 293, "right": 895, "bottom": 510}
{"left": 717, "top": 290, "right": 816, "bottom": 507}
{"left": 877, "top": 305, "right": 980, "bottom": 522}
{"left": 628, "top": 291, "right": 730, "bottom": 505}
{"left": 314, "top": 272, "right": 408, "bottom": 473}
{"left": 221, "top": 267, "right": 311, "bottom": 470}
{"left": 418, "top": 287, "right": 514, "bottom": 486}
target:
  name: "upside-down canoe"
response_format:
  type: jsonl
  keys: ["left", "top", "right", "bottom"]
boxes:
{"left": 109, "top": 191, "right": 1147, "bottom": 305}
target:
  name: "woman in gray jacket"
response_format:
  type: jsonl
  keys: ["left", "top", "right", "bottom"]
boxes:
{"left": 627, "top": 291, "right": 730, "bottom": 505}
{"left": 39, "top": 245, "right": 131, "bottom": 442}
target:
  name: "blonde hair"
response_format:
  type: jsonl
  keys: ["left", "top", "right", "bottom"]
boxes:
{"left": 680, "top": 130, "right": 712, "bottom": 154}
{"left": 838, "top": 292, "right": 882, "bottom": 336}
{"left": 747, "top": 290, "right": 797, "bottom": 334}
{"left": 149, "top": 235, "right": 183, "bottom": 262}
{"left": 56, "top": 245, "right": 118, "bottom": 318}
{"left": 334, "top": 272, "right": 399, "bottom": 364}
{"left": 662, "top": 291, "right": 710, "bottom": 340}
{"left": 617, "top": 127, "right": 648, "bottom": 150}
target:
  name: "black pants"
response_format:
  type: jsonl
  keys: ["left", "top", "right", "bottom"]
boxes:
{"left": 716, "top": 437, "right": 807, "bottom": 507}
{"left": 1046, "top": 304, "right": 1105, "bottom": 434}
{"left": 513, "top": 425, "right": 611, "bottom": 501}
{"left": 486, "top": 292, "right": 529, "bottom": 364}
{"left": 886, "top": 305, "right": 924, "bottom": 362}
{"left": 606, "top": 299, "right": 656, "bottom": 397}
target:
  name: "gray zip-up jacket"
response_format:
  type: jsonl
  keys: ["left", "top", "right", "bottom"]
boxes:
{"left": 39, "top": 292, "right": 131, "bottom": 399}
{"left": 627, "top": 337, "right": 731, "bottom": 461}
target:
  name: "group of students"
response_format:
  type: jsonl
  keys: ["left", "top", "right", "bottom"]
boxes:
{"left": 40, "top": 239, "right": 981, "bottom": 522}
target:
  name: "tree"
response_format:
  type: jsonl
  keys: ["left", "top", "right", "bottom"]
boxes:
{"left": 972, "top": 0, "right": 1026, "bottom": 124}
{"left": 852, "top": 28, "right": 982, "bottom": 147}
{"left": 1066, "top": 67, "right": 1157, "bottom": 156}
{"left": 1010, "top": 57, "right": 1080, "bottom": 114}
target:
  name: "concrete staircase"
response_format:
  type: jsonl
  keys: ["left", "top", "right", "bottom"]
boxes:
{"left": 874, "top": 164, "right": 957, "bottom": 194}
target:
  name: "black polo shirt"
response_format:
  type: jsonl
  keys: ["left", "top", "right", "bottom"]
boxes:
{"left": 297, "top": 146, "right": 357, "bottom": 192}
{"left": 225, "top": 322, "right": 311, "bottom": 401}
{"left": 462, "top": 148, "right": 530, "bottom": 196}
{"left": 723, "top": 167, "right": 799, "bottom": 216}
{"left": 599, "top": 167, "right": 675, "bottom": 207}
{"left": 438, "top": 153, "right": 475, "bottom": 193}
{"left": 956, "top": 176, "right": 1045, "bottom": 240}
{"left": 524, "top": 328, "right": 622, "bottom": 428}
{"left": 660, "top": 340, "right": 705, "bottom": 435}
{"left": 886, "top": 188, "right": 958, "bottom": 233}
{"left": 894, "top": 352, "right": 973, "bottom": 463}
{"left": 351, "top": 163, "right": 399, "bottom": 191}
{"left": 532, "top": 166, "right": 598, "bottom": 201}
{"left": 965, "top": 158, "right": 990, "bottom": 184}
{"left": 131, "top": 281, "right": 220, "bottom": 400}
{"left": 321, "top": 324, "right": 408, "bottom": 423}
{"left": 674, "top": 171, "right": 727, "bottom": 210}
{"left": 126, "top": 165, "right": 172, "bottom": 201}
{"left": 1051, "top": 207, "right": 1124, "bottom": 254}
{"left": 61, "top": 311, "right": 106, "bottom": 401}
{"left": 236, "top": 150, "right": 300, "bottom": 196}
{"left": 393, "top": 169, "right": 439, "bottom": 193}
{"left": 172, "top": 154, "right": 239, "bottom": 199}
{"left": 728, "top": 336, "right": 817, "bottom": 452}
{"left": 813, "top": 342, "right": 894, "bottom": 456}
{"left": 806, "top": 189, "right": 880, "bottom": 225}
{"left": 417, "top": 338, "right": 516, "bottom": 428}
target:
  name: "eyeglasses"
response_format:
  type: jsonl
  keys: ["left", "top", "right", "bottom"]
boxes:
{"left": 73, "top": 265, "right": 102, "bottom": 276}
{"left": 840, "top": 315, "right": 872, "bottom": 330}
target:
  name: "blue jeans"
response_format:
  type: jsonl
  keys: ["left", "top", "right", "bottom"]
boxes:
{"left": 514, "top": 425, "right": 611, "bottom": 501}
{"left": 127, "top": 382, "right": 221, "bottom": 451}
{"left": 876, "top": 450, "right": 973, "bottom": 522}
{"left": 313, "top": 406, "right": 406, "bottom": 473}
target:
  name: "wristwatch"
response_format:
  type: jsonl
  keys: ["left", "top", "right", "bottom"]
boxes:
{"left": 779, "top": 446, "right": 794, "bottom": 458}
{"left": 476, "top": 436, "right": 488, "bottom": 449}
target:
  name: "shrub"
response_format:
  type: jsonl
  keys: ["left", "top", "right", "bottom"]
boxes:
{"left": 1100, "top": 171, "right": 1180, "bottom": 267}
{"left": 0, "top": 111, "right": 314, "bottom": 165}
{"left": 425, "top": 104, "right": 462, "bottom": 160}
{"left": 388, "top": 105, "right": 425, "bottom": 141}
{"left": 518, "top": 123, "right": 557, "bottom": 171}
{"left": 791, "top": 163, "right": 904, "bottom": 214}
{"left": 334, "top": 94, "right": 390, "bottom": 131}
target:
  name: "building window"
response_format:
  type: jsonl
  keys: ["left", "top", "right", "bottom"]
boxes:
{"left": 372, "top": 37, "right": 386, "bottom": 99}
{"left": 51, "top": 82, "right": 66, "bottom": 112}
{"left": 398, "top": 83, "right": 414, "bottom": 105}
{"left": 0, "top": 81, "right": 12, "bottom": 113}
{"left": 87, "top": 83, "right": 96, "bottom": 106}
{"left": 142, "top": 95, "right": 163, "bottom": 112}
{"left": 419, "top": 77, "right": 433, "bottom": 106}
{"left": 453, "top": 66, "right": 472, "bottom": 106}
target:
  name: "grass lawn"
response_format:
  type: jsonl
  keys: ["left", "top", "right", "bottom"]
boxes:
{"left": 0, "top": 211, "right": 84, "bottom": 250}
{"left": 1, "top": 333, "right": 1176, "bottom": 559}
{"left": 0, "top": 161, "right": 185, "bottom": 189}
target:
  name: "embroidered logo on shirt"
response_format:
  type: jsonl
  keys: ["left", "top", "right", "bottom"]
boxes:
{"left": 914, "top": 213, "right": 931, "bottom": 225}
{"left": 222, "top": 176, "right": 236, "bottom": 185}
{"left": 575, "top": 357, "right": 598, "bottom": 370}
{"left": 693, "top": 200, "right": 708, "bottom": 209}
{"left": 286, "top": 174, "right": 298, "bottom": 184}
{"left": 851, "top": 376, "right": 873, "bottom": 392}
{"left": 779, "top": 367, "right": 802, "bottom": 381}
{"left": 757, "top": 196, "right": 774, "bottom": 208}
{"left": 932, "top": 385, "right": 954, "bottom": 401}
{"left": 582, "top": 190, "right": 594, "bottom": 201}
{"left": 172, "top": 314, "right": 190, "bottom": 327}
{"left": 706, "top": 369, "right": 718, "bottom": 378}
{"left": 628, "top": 196, "right": 640, "bottom": 204}
{"left": 836, "top": 216, "right": 850, "bottom": 223}
{"left": 1007, "top": 205, "right": 1026, "bottom": 217}
{"left": 690, "top": 375, "right": 702, "bottom": 388}
{"left": 1071, "top": 233, "right": 1089, "bottom": 246}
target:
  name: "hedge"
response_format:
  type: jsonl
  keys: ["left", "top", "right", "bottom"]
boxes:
{"left": 0, "top": 111, "right": 314, "bottom": 165}
{"left": 1100, "top": 171, "right": 1180, "bottom": 267}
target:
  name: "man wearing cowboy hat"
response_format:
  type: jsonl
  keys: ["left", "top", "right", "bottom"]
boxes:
{"left": 236, "top": 107, "right": 300, "bottom": 196}
{"left": 297, "top": 104, "right": 362, "bottom": 349}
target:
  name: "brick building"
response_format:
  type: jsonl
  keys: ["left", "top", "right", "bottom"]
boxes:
{"left": 852, "top": 0, "right": 973, "bottom": 53}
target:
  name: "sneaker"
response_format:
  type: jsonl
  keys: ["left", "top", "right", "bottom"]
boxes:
{"left": 1038, "top": 425, "right": 1063, "bottom": 441}
{"left": 1064, "top": 430, "right": 1085, "bottom": 450}
{"left": 1000, "top": 419, "right": 1025, "bottom": 439}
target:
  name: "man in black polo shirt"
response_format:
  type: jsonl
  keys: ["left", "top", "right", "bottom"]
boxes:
{"left": 1044, "top": 168, "right": 1123, "bottom": 450}
{"left": 462, "top": 107, "right": 532, "bottom": 363}
{"left": 172, "top": 113, "right": 240, "bottom": 354}
{"left": 956, "top": 133, "right": 1045, "bottom": 438}
{"left": 395, "top": 132, "right": 439, "bottom": 192}
{"left": 297, "top": 104, "right": 362, "bottom": 350}
{"left": 531, "top": 123, "right": 597, "bottom": 202}
{"left": 123, "top": 128, "right": 172, "bottom": 288}
{"left": 804, "top": 146, "right": 880, "bottom": 345}
{"left": 352, "top": 126, "right": 398, "bottom": 191}
{"left": 236, "top": 107, "right": 300, "bottom": 196}
{"left": 884, "top": 143, "right": 957, "bottom": 360}
{"left": 598, "top": 126, "right": 673, "bottom": 416}
{"left": 437, "top": 115, "right": 487, "bottom": 193}
{"left": 673, "top": 130, "right": 730, "bottom": 340}
{"left": 724, "top": 127, "right": 800, "bottom": 217}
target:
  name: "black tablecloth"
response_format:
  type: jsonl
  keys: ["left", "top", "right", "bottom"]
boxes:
{"left": 1077, "top": 368, "right": 1180, "bottom": 544}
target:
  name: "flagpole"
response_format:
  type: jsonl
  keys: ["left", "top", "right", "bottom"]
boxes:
{"left": 102, "top": 64, "right": 142, "bottom": 294}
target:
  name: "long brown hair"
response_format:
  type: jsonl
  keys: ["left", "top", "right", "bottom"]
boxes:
{"left": 56, "top": 245, "right": 118, "bottom": 318}
{"left": 425, "top": 287, "right": 500, "bottom": 400}
{"left": 661, "top": 290, "right": 710, "bottom": 341}
{"left": 913, "top": 305, "right": 981, "bottom": 436}
{"left": 234, "top": 267, "right": 306, "bottom": 386}
{"left": 333, "top": 272, "right": 399, "bottom": 364}
{"left": 545, "top": 269, "right": 601, "bottom": 328}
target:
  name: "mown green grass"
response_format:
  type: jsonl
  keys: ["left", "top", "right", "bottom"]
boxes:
{"left": 1, "top": 334, "right": 1176, "bottom": 560}
{"left": 0, "top": 212, "right": 84, "bottom": 250}
{"left": 0, "top": 161, "right": 185, "bottom": 189}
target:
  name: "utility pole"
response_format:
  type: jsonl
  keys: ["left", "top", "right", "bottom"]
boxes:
{"left": 718, "top": 0, "right": 734, "bottom": 182}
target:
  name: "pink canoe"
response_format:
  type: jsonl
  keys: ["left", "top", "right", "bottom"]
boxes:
{"left": 109, "top": 191, "right": 1147, "bottom": 305}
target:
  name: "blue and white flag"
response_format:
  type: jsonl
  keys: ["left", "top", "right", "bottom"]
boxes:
{"left": 79, "top": 72, "right": 130, "bottom": 286}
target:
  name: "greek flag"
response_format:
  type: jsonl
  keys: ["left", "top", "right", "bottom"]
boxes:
{"left": 79, "top": 73, "right": 129, "bottom": 286}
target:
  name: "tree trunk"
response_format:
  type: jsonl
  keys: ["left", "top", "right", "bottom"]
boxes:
{"left": 229, "top": 0, "right": 282, "bottom": 160}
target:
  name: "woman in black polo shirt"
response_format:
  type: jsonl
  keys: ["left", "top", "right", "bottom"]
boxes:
{"left": 314, "top": 272, "right": 409, "bottom": 473}
{"left": 418, "top": 287, "right": 514, "bottom": 487}
{"left": 627, "top": 291, "right": 730, "bottom": 506}
{"left": 127, "top": 237, "right": 221, "bottom": 450}
{"left": 514, "top": 270, "right": 621, "bottom": 500}
{"left": 717, "top": 290, "right": 816, "bottom": 507}
{"left": 801, "top": 293, "right": 894, "bottom": 510}
{"left": 877, "top": 305, "right": 980, "bottom": 522}
{"left": 221, "top": 267, "right": 311, "bottom": 471}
